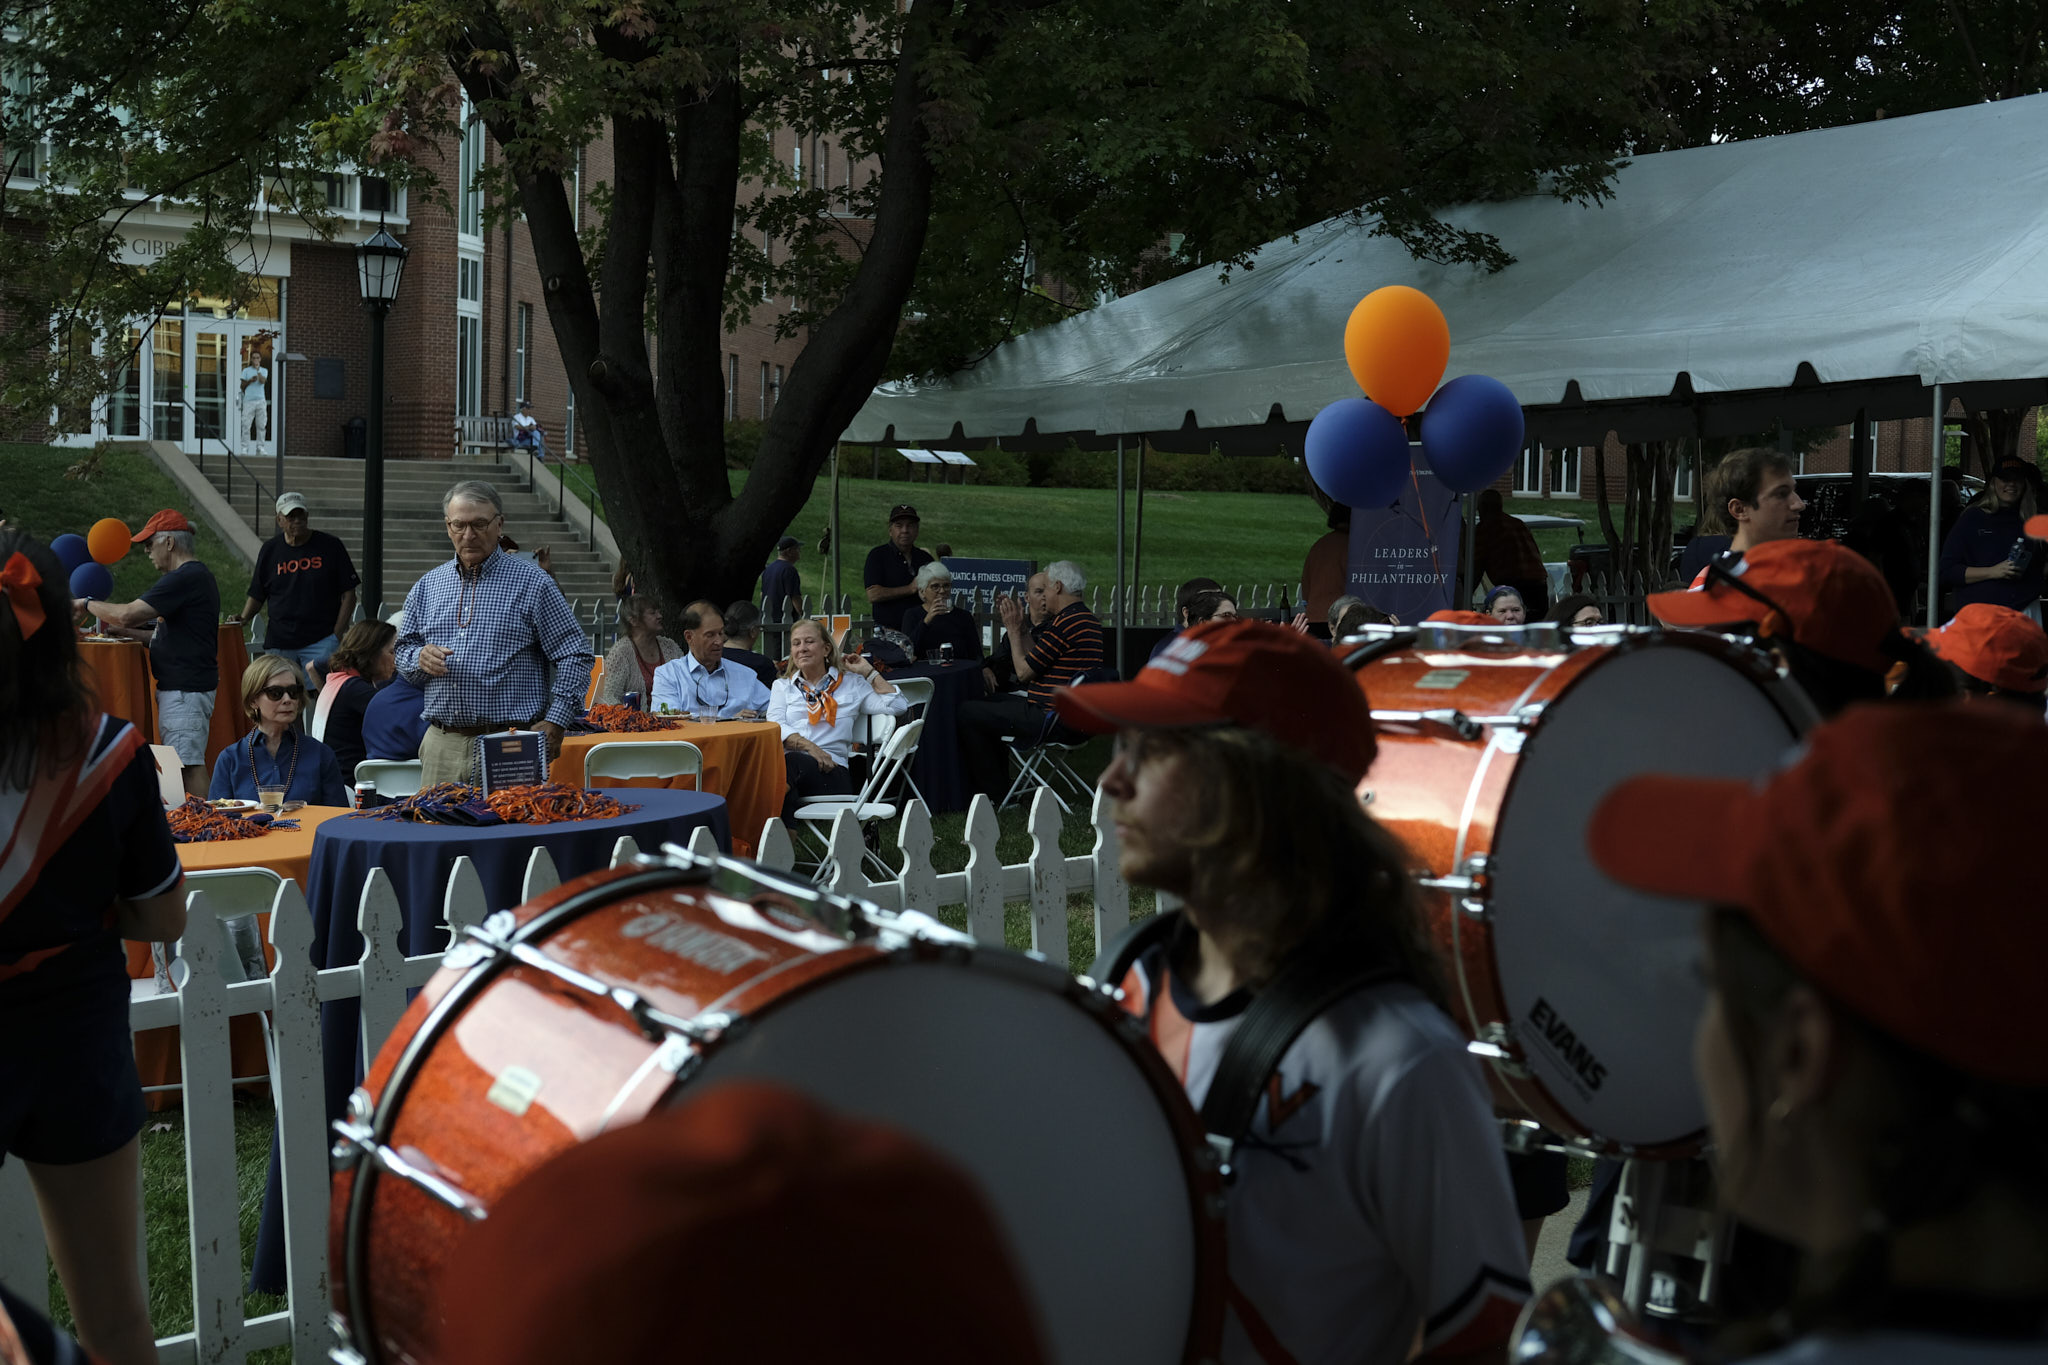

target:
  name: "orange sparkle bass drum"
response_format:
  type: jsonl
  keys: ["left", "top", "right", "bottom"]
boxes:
{"left": 1346, "top": 620, "right": 1818, "bottom": 1157}
{"left": 327, "top": 851, "right": 1224, "bottom": 1365}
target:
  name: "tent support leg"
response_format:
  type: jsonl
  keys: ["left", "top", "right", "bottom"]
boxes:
{"left": 1133, "top": 440, "right": 1147, "bottom": 618}
{"left": 831, "top": 441, "right": 842, "bottom": 613}
{"left": 1115, "top": 437, "right": 1127, "bottom": 675}
{"left": 1927, "top": 385, "right": 1943, "bottom": 629}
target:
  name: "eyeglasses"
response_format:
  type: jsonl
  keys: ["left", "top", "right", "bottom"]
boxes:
{"left": 1702, "top": 558, "right": 1792, "bottom": 626}
{"left": 258, "top": 684, "right": 305, "bottom": 702}
{"left": 446, "top": 516, "right": 503, "bottom": 535}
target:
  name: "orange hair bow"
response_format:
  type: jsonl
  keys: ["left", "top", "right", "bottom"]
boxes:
{"left": 0, "top": 552, "right": 45, "bottom": 641}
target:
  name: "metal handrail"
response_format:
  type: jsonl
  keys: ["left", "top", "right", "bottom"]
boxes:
{"left": 172, "top": 396, "right": 273, "bottom": 533}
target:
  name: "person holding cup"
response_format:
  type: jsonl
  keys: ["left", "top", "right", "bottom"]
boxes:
{"left": 768, "top": 619, "right": 906, "bottom": 819}
{"left": 208, "top": 655, "right": 348, "bottom": 808}
{"left": 902, "top": 562, "right": 981, "bottom": 665}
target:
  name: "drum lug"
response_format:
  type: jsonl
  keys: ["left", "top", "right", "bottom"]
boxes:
{"left": 1416, "top": 855, "right": 1492, "bottom": 916}
{"left": 326, "top": 1312, "right": 369, "bottom": 1365}
{"left": 1468, "top": 1023, "right": 1533, "bottom": 1080}
{"left": 330, "top": 1109, "right": 490, "bottom": 1222}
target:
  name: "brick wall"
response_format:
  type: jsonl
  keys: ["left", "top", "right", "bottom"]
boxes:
{"left": 281, "top": 242, "right": 371, "bottom": 460}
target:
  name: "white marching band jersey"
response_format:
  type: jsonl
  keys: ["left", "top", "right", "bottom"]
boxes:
{"left": 1120, "top": 944, "right": 1531, "bottom": 1365}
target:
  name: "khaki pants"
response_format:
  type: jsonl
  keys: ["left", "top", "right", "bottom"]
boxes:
{"left": 419, "top": 725, "right": 480, "bottom": 788}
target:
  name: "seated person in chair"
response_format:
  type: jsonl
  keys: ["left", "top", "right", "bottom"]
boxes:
{"left": 769, "top": 619, "right": 906, "bottom": 820}
{"left": 313, "top": 620, "right": 397, "bottom": 780}
{"left": 904, "top": 563, "right": 982, "bottom": 664}
{"left": 651, "top": 602, "right": 771, "bottom": 719}
{"left": 209, "top": 655, "right": 349, "bottom": 807}
{"left": 721, "top": 600, "right": 781, "bottom": 688}
{"left": 958, "top": 562, "right": 1104, "bottom": 801}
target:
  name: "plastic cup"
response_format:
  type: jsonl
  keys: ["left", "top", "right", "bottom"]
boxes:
{"left": 257, "top": 785, "right": 285, "bottom": 811}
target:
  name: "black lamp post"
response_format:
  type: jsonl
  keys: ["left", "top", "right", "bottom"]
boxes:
{"left": 357, "top": 223, "right": 408, "bottom": 618}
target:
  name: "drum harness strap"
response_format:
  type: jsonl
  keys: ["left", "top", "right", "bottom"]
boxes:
{"left": 1090, "top": 912, "right": 1398, "bottom": 1172}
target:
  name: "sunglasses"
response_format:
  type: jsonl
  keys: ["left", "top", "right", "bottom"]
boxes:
{"left": 258, "top": 684, "right": 305, "bottom": 702}
{"left": 1702, "top": 558, "right": 1793, "bottom": 626}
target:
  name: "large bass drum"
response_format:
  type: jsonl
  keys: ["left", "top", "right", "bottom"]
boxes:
{"left": 1348, "top": 621, "right": 1817, "bottom": 1157}
{"left": 328, "top": 853, "right": 1224, "bottom": 1365}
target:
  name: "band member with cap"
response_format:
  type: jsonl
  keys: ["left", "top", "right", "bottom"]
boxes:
{"left": 435, "top": 1082, "right": 1046, "bottom": 1365}
{"left": 1056, "top": 620, "right": 1528, "bottom": 1365}
{"left": 1648, "top": 538, "right": 1952, "bottom": 717}
{"left": 1921, "top": 603, "right": 2048, "bottom": 710}
{"left": 1939, "top": 456, "right": 2044, "bottom": 621}
{"left": 1585, "top": 703, "right": 2048, "bottom": 1364}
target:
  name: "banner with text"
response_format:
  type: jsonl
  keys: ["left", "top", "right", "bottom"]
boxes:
{"left": 942, "top": 557, "right": 1035, "bottom": 607}
{"left": 1347, "top": 453, "right": 1462, "bottom": 622}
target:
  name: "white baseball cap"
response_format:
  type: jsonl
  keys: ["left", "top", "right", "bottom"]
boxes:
{"left": 276, "top": 492, "right": 308, "bottom": 514}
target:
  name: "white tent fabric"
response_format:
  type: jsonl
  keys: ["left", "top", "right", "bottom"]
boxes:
{"left": 848, "top": 94, "right": 2048, "bottom": 449}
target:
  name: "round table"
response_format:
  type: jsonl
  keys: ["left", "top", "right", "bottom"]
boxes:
{"left": 886, "top": 660, "right": 987, "bottom": 813}
{"left": 554, "top": 720, "right": 785, "bottom": 856}
{"left": 79, "top": 624, "right": 253, "bottom": 768}
{"left": 248, "top": 787, "right": 730, "bottom": 1294}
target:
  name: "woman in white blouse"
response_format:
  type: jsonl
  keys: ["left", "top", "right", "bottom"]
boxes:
{"left": 769, "top": 618, "right": 907, "bottom": 818}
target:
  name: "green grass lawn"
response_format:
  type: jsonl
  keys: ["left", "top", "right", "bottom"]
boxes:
{"left": 737, "top": 471, "right": 1330, "bottom": 605}
{"left": 0, "top": 442, "right": 248, "bottom": 602}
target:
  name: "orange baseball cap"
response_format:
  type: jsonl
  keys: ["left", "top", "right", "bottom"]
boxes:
{"left": 1923, "top": 603, "right": 2048, "bottom": 693}
{"left": 438, "top": 1082, "right": 1047, "bottom": 1365}
{"left": 2025, "top": 514, "right": 2048, "bottom": 540}
{"left": 1053, "top": 617, "right": 1377, "bottom": 781}
{"left": 130, "top": 509, "right": 192, "bottom": 542}
{"left": 1426, "top": 609, "right": 1500, "bottom": 626}
{"left": 1588, "top": 703, "right": 2048, "bottom": 1087}
{"left": 1647, "top": 538, "right": 1898, "bottom": 676}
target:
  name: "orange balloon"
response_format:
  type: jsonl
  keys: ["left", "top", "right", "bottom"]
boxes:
{"left": 1343, "top": 287, "right": 1450, "bottom": 418}
{"left": 87, "top": 517, "right": 133, "bottom": 565}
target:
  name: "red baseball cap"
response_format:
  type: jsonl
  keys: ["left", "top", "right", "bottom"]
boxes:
{"left": 1053, "top": 618, "right": 1377, "bottom": 782}
{"left": 1923, "top": 603, "right": 2048, "bottom": 693}
{"left": 1588, "top": 703, "right": 2048, "bottom": 1087}
{"left": 1426, "top": 610, "right": 1500, "bottom": 626}
{"left": 1647, "top": 538, "right": 1898, "bottom": 676}
{"left": 2024, "top": 514, "right": 2048, "bottom": 541}
{"left": 438, "top": 1082, "right": 1047, "bottom": 1365}
{"left": 131, "top": 509, "right": 193, "bottom": 542}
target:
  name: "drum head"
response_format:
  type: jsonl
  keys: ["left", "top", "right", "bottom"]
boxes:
{"left": 688, "top": 956, "right": 1198, "bottom": 1365}
{"left": 1488, "top": 641, "right": 1800, "bottom": 1150}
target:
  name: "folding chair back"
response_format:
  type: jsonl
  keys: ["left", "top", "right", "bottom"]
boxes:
{"left": 182, "top": 867, "right": 286, "bottom": 985}
{"left": 891, "top": 676, "right": 937, "bottom": 713}
{"left": 584, "top": 740, "right": 706, "bottom": 786}
{"left": 354, "top": 759, "right": 425, "bottom": 799}
{"left": 149, "top": 744, "right": 187, "bottom": 807}
{"left": 861, "top": 717, "right": 924, "bottom": 807}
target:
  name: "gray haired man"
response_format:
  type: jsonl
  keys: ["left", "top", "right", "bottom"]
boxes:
{"left": 393, "top": 480, "right": 591, "bottom": 786}
{"left": 74, "top": 508, "right": 221, "bottom": 798}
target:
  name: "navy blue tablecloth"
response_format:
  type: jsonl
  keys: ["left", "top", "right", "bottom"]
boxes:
{"left": 248, "top": 788, "right": 728, "bottom": 1293}
{"left": 887, "top": 660, "right": 985, "bottom": 814}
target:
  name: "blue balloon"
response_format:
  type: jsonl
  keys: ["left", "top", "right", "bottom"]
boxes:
{"left": 1419, "top": 374, "right": 1526, "bottom": 494}
{"left": 69, "top": 562, "right": 114, "bottom": 601}
{"left": 51, "top": 534, "right": 92, "bottom": 573}
{"left": 1305, "top": 398, "right": 1412, "bottom": 510}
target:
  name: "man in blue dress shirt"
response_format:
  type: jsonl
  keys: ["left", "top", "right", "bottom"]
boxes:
{"left": 394, "top": 481, "right": 592, "bottom": 786}
{"left": 651, "top": 601, "right": 771, "bottom": 718}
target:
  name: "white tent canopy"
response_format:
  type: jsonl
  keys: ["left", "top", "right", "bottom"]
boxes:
{"left": 848, "top": 93, "right": 2048, "bottom": 451}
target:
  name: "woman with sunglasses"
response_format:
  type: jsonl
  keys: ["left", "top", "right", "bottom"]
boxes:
{"left": 208, "top": 655, "right": 348, "bottom": 807}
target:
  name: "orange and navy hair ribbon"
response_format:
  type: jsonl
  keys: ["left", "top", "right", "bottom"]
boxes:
{"left": 0, "top": 552, "right": 46, "bottom": 641}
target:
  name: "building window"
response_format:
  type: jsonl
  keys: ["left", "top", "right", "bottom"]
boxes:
{"left": 727, "top": 353, "right": 739, "bottom": 421}
{"left": 458, "top": 257, "right": 482, "bottom": 303}
{"left": 360, "top": 176, "right": 392, "bottom": 213}
{"left": 457, "top": 102, "right": 486, "bottom": 240}
{"left": 152, "top": 321, "right": 184, "bottom": 441}
{"left": 792, "top": 143, "right": 801, "bottom": 184}
{"left": 572, "top": 147, "right": 583, "bottom": 228}
{"left": 108, "top": 327, "right": 142, "bottom": 438}
{"left": 1673, "top": 449, "right": 1694, "bottom": 501}
{"left": 323, "top": 175, "right": 345, "bottom": 209}
{"left": 564, "top": 386, "right": 576, "bottom": 458}
{"left": 759, "top": 361, "right": 769, "bottom": 419}
{"left": 819, "top": 140, "right": 829, "bottom": 191}
{"left": 457, "top": 317, "right": 482, "bottom": 417}
{"left": 515, "top": 303, "right": 532, "bottom": 404}
{"left": 1513, "top": 444, "right": 1542, "bottom": 496}
{"left": 762, "top": 234, "right": 773, "bottom": 302}
{"left": 771, "top": 364, "right": 783, "bottom": 413}
{"left": 1551, "top": 445, "right": 1581, "bottom": 497}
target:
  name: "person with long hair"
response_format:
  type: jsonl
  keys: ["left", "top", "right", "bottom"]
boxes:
{"left": 597, "top": 596, "right": 683, "bottom": 705}
{"left": 1058, "top": 621, "right": 1527, "bottom": 1364}
{"left": 1939, "top": 456, "right": 2045, "bottom": 622}
{"left": 0, "top": 531, "right": 187, "bottom": 1365}
{"left": 208, "top": 655, "right": 348, "bottom": 806}
{"left": 313, "top": 620, "right": 397, "bottom": 778}
{"left": 1589, "top": 703, "right": 2048, "bottom": 1364}
{"left": 768, "top": 619, "right": 906, "bottom": 819}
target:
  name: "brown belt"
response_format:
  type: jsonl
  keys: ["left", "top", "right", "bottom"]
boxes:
{"left": 431, "top": 720, "right": 535, "bottom": 738}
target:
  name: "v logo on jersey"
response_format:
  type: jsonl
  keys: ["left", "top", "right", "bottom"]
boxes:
{"left": 1264, "top": 1074, "right": 1320, "bottom": 1131}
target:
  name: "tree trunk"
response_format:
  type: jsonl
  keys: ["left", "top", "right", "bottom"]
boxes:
{"left": 1960, "top": 406, "right": 2036, "bottom": 478}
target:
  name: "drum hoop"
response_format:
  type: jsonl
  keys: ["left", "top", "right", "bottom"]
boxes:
{"left": 338, "top": 862, "right": 709, "bottom": 1365}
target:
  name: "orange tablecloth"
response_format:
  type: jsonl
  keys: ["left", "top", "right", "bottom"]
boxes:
{"left": 555, "top": 722, "right": 785, "bottom": 856}
{"left": 129, "top": 805, "right": 352, "bottom": 1104}
{"left": 80, "top": 624, "right": 253, "bottom": 767}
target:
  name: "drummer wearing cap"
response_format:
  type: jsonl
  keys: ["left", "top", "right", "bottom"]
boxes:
{"left": 75, "top": 510, "right": 219, "bottom": 798}
{"left": 1058, "top": 620, "right": 1528, "bottom": 1365}
{"left": 1938, "top": 456, "right": 2045, "bottom": 620}
{"left": 1648, "top": 537, "right": 1953, "bottom": 717}
{"left": 1922, "top": 603, "right": 2048, "bottom": 711}
{"left": 1584, "top": 704, "right": 2048, "bottom": 1364}
{"left": 862, "top": 504, "right": 933, "bottom": 634}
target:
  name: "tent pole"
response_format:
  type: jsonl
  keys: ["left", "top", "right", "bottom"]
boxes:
{"left": 1115, "top": 436, "right": 1127, "bottom": 674}
{"left": 1132, "top": 440, "right": 1147, "bottom": 609}
{"left": 831, "top": 441, "right": 842, "bottom": 614}
{"left": 1926, "top": 386, "right": 1943, "bottom": 629}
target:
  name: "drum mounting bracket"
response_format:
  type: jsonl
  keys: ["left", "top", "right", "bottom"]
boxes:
{"left": 1416, "top": 855, "right": 1492, "bottom": 918}
{"left": 331, "top": 1090, "right": 489, "bottom": 1222}
{"left": 1466, "top": 1022, "right": 1534, "bottom": 1080}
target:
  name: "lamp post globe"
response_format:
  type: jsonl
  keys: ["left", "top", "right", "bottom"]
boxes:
{"left": 356, "top": 224, "right": 408, "bottom": 620}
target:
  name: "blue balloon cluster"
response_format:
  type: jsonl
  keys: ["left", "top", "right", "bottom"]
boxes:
{"left": 52, "top": 533, "right": 93, "bottom": 574}
{"left": 1419, "top": 374, "right": 1525, "bottom": 494}
{"left": 69, "top": 562, "right": 113, "bottom": 601}
{"left": 1305, "top": 398, "right": 1411, "bottom": 510}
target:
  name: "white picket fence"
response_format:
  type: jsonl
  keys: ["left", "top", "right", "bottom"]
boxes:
{"left": 0, "top": 788, "right": 1132, "bottom": 1363}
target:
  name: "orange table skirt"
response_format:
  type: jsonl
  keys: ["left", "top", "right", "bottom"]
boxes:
{"left": 80, "top": 623, "right": 254, "bottom": 768}
{"left": 129, "top": 806, "right": 351, "bottom": 1105}
{"left": 555, "top": 722, "right": 785, "bottom": 857}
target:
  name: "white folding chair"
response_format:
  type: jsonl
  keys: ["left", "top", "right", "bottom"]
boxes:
{"left": 135, "top": 868, "right": 288, "bottom": 1096}
{"left": 1000, "top": 716, "right": 1096, "bottom": 814}
{"left": 148, "top": 744, "right": 186, "bottom": 807}
{"left": 793, "top": 719, "right": 923, "bottom": 881}
{"left": 353, "top": 758, "right": 425, "bottom": 801}
{"left": 891, "top": 676, "right": 937, "bottom": 714}
{"left": 584, "top": 740, "right": 705, "bottom": 787}
{"left": 865, "top": 677, "right": 935, "bottom": 803}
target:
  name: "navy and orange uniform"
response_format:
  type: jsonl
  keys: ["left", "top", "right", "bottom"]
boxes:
{"left": 247, "top": 528, "right": 359, "bottom": 651}
{"left": 1, "top": 716, "right": 182, "bottom": 1166}
{"left": 1024, "top": 601, "right": 1105, "bottom": 709}
{"left": 1120, "top": 939, "right": 1530, "bottom": 1365}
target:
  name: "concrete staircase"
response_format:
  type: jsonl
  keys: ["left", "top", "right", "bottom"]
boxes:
{"left": 194, "top": 455, "right": 621, "bottom": 646}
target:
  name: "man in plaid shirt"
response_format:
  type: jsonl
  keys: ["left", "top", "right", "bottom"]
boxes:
{"left": 1472, "top": 489, "right": 1550, "bottom": 619}
{"left": 395, "top": 480, "right": 592, "bottom": 786}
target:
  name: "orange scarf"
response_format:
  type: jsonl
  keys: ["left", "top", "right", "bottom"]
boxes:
{"left": 795, "top": 669, "right": 842, "bottom": 730}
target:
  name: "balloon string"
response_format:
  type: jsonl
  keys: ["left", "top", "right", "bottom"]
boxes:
{"left": 1408, "top": 456, "right": 1446, "bottom": 591}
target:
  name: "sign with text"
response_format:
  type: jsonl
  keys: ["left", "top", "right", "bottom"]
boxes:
{"left": 476, "top": 730, "right": 548, "bottom": 796}
{"left": 941, "top": 557, "right": 1035, "bottom": 608}
{"left": 1347, "top": 453, "right": 1463, "bottom": 623}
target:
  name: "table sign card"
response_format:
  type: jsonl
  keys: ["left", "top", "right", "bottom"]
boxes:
{"left": 476, "top": 730, "right": 548, "bottom": 795}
